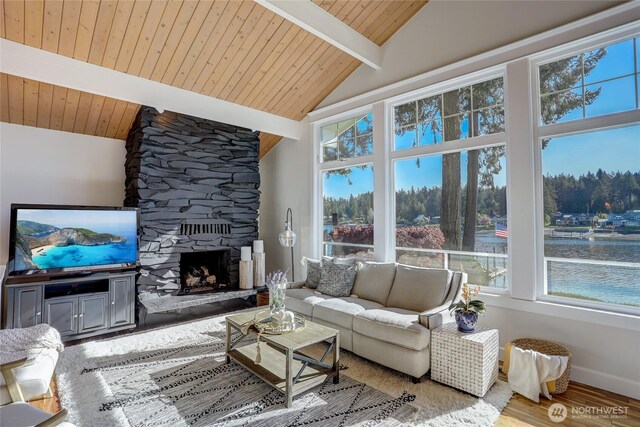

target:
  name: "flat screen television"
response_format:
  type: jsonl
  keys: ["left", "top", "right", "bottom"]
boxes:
{"left": 8, "top": 204, "right": 139, "bottom": 277}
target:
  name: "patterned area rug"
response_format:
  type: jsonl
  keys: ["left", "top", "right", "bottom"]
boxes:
{"left": 56, "top": 311, "right": 512, "bottom": 426}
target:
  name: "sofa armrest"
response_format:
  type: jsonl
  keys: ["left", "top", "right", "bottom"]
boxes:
{"left": 0, "top": 357, "right": 28, "bottom": 402}
{"left": 287, "top": 281, "right": 306, "bottom": 289}
{"left": 418, "top": 304, "right": 454, "bottom": 330}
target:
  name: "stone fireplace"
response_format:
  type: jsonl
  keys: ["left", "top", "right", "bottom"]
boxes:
{"left": 124, "top": 107, "right": 260, "bottom": 307}
{"left": 178, "top": 249, "right": 231, "bottom": 295}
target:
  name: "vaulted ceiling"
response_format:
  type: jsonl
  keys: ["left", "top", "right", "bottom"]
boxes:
{"left": 0, "top": 0, "right": 427, "bottom": 157}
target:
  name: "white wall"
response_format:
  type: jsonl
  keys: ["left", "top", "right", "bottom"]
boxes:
{"left": 259, "top": 1, "right": 640, "bottom": 398}
{"left": 259, "top": 123, "right": 312, "bottom": 282}
{"left": 0, "top": 123, "right": 126, "bottom": 264}
{"left": 320, "top": 0, "right": 620, "bottom": 107}
{"left": 484, "top": 303, "right": 640, "bottom": 399}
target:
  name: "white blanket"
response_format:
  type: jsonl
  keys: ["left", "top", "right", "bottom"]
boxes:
{"left": 507, "top": 345, "right": 568, "bottom": 403}
{"left": 0, "top": 324, "right": 64, "bottom": 365}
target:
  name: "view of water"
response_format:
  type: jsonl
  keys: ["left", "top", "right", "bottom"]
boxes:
{"left": 324, "top": 225, "right": 640, "bottom": 307}
{"left": 543, "top": 237, "right": 640, "bottom": 307}
{"left": 32, "top": 229, "right": 138, "bottom": 269}
{"left": 476, "top": 234, "right": 640, "bottom": 306}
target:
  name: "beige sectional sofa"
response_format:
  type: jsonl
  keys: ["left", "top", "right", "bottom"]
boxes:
{"left": 285, "top": 262, "right": 467, "bottom": 381}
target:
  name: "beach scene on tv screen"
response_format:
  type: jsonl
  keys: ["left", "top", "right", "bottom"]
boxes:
{"left": 13, "top": 209, "right": 137, "bottom": 272}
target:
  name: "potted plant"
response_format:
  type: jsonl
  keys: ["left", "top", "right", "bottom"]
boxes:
{"left": 449, "top": 283, "right": 486, "bottom": 333}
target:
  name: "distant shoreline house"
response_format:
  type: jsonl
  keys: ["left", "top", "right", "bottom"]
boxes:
{"left": 606, "top": 210, "right": 640, "bottom": 228}
{"left": 552, "top": 212, "right": 596, "bottom": 226}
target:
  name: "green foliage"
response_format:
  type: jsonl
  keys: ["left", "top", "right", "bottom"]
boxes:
{"left": 449, "top": 299, "right": 486, "bottom": 315}
{"left": 75, "top": 228, "right": 98, "bottom": 236}
{"left": 449, "top": 284, "right": 486, "bottom": 315}
{"left": 324, "top": 191, "right": 374, "bottom": 225}
{"left": 544, "top": 170, "right": 640, "bottom": 214}
{"left": 16, "top": 220, "right": 58, "bottom": 236}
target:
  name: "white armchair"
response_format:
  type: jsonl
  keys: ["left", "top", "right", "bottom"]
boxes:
{"left": 0, "top": 357, "right": 73, "bottom": 427}
{"left": 0, "top": 324, "right": 63, "bottom": 405}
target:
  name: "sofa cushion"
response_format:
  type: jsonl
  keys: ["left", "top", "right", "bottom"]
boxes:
{"left": 317, "top": 261, "right": 357, "bottom": 297}
{"left": 351, "top": 262, "right": 397, "bottom": 305}
{"left": 285, "top": 288, "right": 333, "bottom": 317}
{"left": 353, "top": 308, "right": 430, "bottom": 351}
{"left": 313, "top": 297, "right": 383, "bottom": 329}
{"left": 385, "top": 265, "right": 452, "bottom": 312}
{"left": 304, "top": 258, "right": 322, "bottom": 289}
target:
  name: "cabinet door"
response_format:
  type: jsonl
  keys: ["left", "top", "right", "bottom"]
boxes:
{"left": 110, "top": 277, "right": 133, "bottom": 327}
{"left": 14, "top": 286, "right": 43, "bottom": 328}
{"left": 79, "top": 294, "right": 109, "bottom": 333}
{"left": 44, "top": 297, "right": 77, "bottom": 337}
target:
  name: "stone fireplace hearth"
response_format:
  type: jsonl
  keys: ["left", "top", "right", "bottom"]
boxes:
{"left": 124, "top": 107, "right": 260, "bottom": 308}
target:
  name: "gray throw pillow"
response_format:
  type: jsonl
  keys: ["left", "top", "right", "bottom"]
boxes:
{"left": 317, "top": 261, "right": 357, "bottom": 297}
{"left": 305, "top": 259, "right": 322, "bottom": 289}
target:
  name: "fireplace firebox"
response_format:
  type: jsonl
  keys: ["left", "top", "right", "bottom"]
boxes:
{"left": 178, "top": 250, "right": 232, "bottom": 295}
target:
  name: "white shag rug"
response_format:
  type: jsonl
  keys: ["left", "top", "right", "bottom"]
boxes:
{"left": 56, "top": 311, "right": 512, "bottom": 426}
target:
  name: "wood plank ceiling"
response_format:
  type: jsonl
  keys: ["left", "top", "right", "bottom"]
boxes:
{"left": 0, "top": 0, "right": 427, "bottom": 157}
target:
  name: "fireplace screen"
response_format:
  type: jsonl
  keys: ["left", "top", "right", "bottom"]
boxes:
{"left": 178, "top": 250, "right": 232, "bottom": 295}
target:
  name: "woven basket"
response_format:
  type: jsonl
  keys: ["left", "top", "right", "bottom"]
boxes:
{"left": 511, "top": 338, "right": 572, "bottom": 394}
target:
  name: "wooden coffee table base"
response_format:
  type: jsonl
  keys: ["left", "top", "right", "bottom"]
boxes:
{"left": 225, "top": 312, "right": 340, "bottom": 408}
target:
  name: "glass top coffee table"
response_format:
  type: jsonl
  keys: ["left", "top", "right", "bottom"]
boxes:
{"left": 225, "top": 309, "right": 340, "bottom": 408}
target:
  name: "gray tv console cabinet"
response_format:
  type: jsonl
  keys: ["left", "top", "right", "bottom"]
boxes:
{"left": 2, "top": 271, "right": 136, "bottom": 341}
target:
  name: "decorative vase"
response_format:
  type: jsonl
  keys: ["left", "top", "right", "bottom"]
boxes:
{"left": 239, "top": 260, "right": 253, "bottom": 290}
{"left": 455, "top": 311, "right": 479, "bottom": 333}
{"left": 269, "top": 282, "right": 287, "bottom": 323}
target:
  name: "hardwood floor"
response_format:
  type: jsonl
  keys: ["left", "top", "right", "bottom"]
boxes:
{"left": 495, "top": 370, "right": 639, "bottom": 426}
{"left": 29, "top": 369, "right": 639, "bottom": 426}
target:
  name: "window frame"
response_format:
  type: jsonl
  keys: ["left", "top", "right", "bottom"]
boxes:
{"left": 388, "top": 70, "right": 509, "bottom": 294}
{"left": 530, "top": 28, "right": 640, "bottom": 315}
{"left": 312, "top": 107, "right": 375, "bottom": 260}
{"left": 309, "top": 14, "right": 640, "bottom": 317}
{"left": 320, "top": 112, "right": 374, "bottom": 163}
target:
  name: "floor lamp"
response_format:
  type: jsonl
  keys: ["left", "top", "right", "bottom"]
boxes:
{"left": 278, "top": 208, "right": 297, "bottom": 281}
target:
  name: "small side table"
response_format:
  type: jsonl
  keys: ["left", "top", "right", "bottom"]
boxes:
{"left": 431, "top": 322, "right": 499, "bottom": 397}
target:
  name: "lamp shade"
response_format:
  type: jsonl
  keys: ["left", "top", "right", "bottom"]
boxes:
{"left": 279, "top": 228, "right": 297, "bottom": 248}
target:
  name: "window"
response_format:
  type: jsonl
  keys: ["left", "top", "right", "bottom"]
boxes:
{"left": 311, "top": 21, "right": 640, "bottom": 317}
{"left": 536, "top": 34, "right": 640, "bottom": 310}
{"left": 320, "top": 113, "right": 373, "bottom": 161}
{"left": 318, "top": 112, "right": 375, "bottom": 261}
{"left": 394, "top": 77, "right": 504, "bottom": 150}
{"left": 394, "top": 148, "right": 508, "bottom": 289}
{"left": 322, "top": 165, "right": 374, "bottom": 260}
{"left": 541, "top": 126, "right": 640, "bottom": 307}
{"left": 392, "top": 76, "right": 508, "bottom": 289}
{"left": 539, "top": 37, "right": 640, "bottom": 125}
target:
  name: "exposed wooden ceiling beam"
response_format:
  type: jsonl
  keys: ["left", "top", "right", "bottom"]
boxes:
{"left": 0, "top": 39, "right": 305, "bottom": 140}
{"left": 255, "top": 0, "right": 383, "bottom": 70}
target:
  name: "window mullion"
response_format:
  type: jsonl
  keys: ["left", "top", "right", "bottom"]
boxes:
{"left": 319, "top": 155, "right": 374, "bottom": 172}
{"left": 390, "top": 132, "right": 506, "bottom": 160}
{"left": 372, "top": 101, "right": 392, "bottom": 262}
{"left": 538, "top": 109, "right": 640, "bottom": 138}
{"left": 506, "top": 58, "right": 538, "bottom": 301}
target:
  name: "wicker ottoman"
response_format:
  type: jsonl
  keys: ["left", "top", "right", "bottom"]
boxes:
{"left": 503, "top": 338, "right": 572, "bottom": 394}
{"left": 431, "top": 322, "right": 499, "bottom": 397}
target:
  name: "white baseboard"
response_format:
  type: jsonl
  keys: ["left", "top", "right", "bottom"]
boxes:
{"left": 570, "top": 365, "right": 640, "bottom": 400}
{"left": 499, "top": 347, "right": 640, "bottom": 400}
